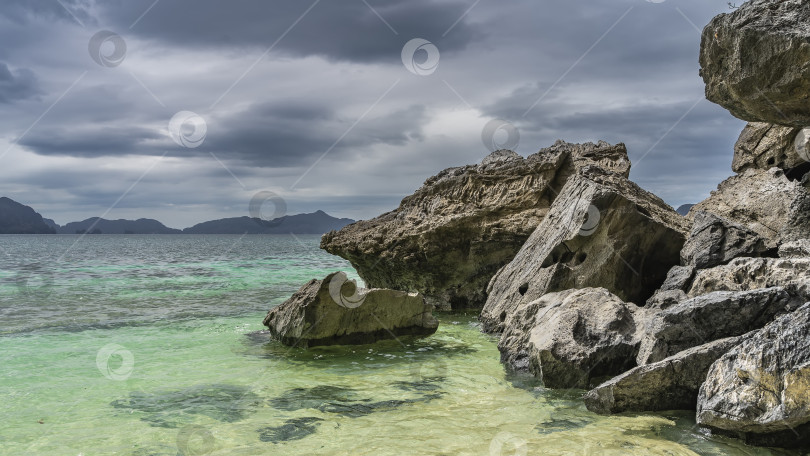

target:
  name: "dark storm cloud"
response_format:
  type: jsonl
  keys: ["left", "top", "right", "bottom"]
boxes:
{"left": 97, "top": 0, "right": 479, "bottom": 63}
{"left": 0, "top": 63, "right": 40, "bottom": 103}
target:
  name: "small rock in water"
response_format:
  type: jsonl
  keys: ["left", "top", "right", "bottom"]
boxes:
{"left": 257, "top": 417, "right": 324, "bottom": 443}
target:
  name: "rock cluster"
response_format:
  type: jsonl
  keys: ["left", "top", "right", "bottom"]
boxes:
{"left": 321, "top": 141, "right": 630, "bottom": 310}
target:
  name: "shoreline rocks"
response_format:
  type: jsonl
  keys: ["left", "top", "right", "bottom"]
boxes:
{"left": 321, "top": 141, "right": 630, "bottom": 311}
{"left": 263, "top": 272, "right": 438, "bottom": 348}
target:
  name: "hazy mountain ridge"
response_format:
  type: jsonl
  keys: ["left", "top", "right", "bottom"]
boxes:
{"left": 0, "top": 198, "right": 354, "bottom": 234}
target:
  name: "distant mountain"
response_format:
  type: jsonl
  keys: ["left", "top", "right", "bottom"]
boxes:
{"left": 57, "top": 218, "right": 182, "bottom": 234}
{"left": 675, "top": 204, "right": 695, "bottom": 216}
{"left": 183, "top": 211, "right": 355, "bottom": 234}
{"left": 0, "top": 197, "right": 56, "bottom": 234}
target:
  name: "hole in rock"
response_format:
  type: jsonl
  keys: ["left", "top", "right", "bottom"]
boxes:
{"left": 500, "top": 311, "right": 507, "bottom": 322}
{"left": 518, "top": 283, "right": 528, "bottom": 296}
{"left": 785, "top": 161, "right": 810, "bottom": 182}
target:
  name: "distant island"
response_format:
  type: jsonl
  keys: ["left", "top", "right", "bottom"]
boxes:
{"left": 0, "top": 197, "right": 354, "bottom": 235}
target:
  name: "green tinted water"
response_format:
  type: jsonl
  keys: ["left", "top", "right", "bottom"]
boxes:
{"left": 0, "top": 235, "right": 799, "bottom": 455}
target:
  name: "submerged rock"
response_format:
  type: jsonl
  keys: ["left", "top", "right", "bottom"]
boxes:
{"left": 637, "top": 288, "right": 795, "bottom": 365}
{"left": 481, "top": 165, "right": 687, "bottom": 333}
{"left": 585, "top": 335, "right": 747, "bottom": 415}
{"left": 680, "top": 211, "right": 771, "bottom": 270}
{"left": 697, "top": 302, "right": 810, "bottom": 448}
{"left": 321, "top": 141, "right": 630, "bottom": 310}
{"left": 700, "top": 0, "right": 810, "bottom": 127}
{"left": 257, "top": 417, "right": 323, "bottom": 443}
{"left": 732, "top": 123, "right": 804, "bottom": 173}
{"left": 497, "top": 288, "right": 646, "bottom": 389}
{"left": 262, "top": 272, "right": 438, "bottom": 348}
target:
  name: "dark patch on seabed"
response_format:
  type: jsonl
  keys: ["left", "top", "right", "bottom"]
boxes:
{"left": 110, "top": 383, "right": 260, "bottom": 428}
{"left": 257, "top": 417, "right": 324, "bottom": 443}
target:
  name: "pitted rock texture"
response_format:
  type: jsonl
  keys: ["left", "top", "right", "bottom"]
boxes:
{"left": 680, "top": 211, "right": 771, "bottom": 270}
{"left": 686, "top": 257, "right": 810, "bottom": 303}
{"left": 480, "top": 165, "right": 688, "bottom": 333}
{"left": 321, "top": 141, "right": 630, "bottom": 310}
{"left": 700, "top": 0, "right": 810, "bottom": 127}
{"left": 732, "top": 123, "right": 804, "bottom": 173}
{"left": 497, "top": 288, "right": 646, "bottom": 390}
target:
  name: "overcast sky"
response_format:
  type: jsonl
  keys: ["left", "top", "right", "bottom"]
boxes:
{"left": 0, "top": 0, "right": 742, "bottom": 228}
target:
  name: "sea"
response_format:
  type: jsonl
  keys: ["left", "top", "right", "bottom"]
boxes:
{"left": 0, "top": 234, "right": 799, "bottom": 455}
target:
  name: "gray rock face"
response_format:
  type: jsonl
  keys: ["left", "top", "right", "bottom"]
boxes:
{"left": 697, "top": 302, "right": 810, "bottom": 448}
{"left": 321, "top": 141, "right": 630, "bottom": 310}
{"left": 497, "top": 288, "right": 646, "bottom": 389}
{"left": 687, "top": 257, "right": 810, "bottom": 303}
{"left": 687, "top": 167, "right": 809, "bottom": 242}
{"left": 680, "top": 211, "right": 771, "bottom": 270}
{"left": 700, "top": 0, "right": 810, "bottom": 127}
{"left": 481, "top": 165, "right": 688, "bottom": 333}
{"left": 646, "top": 266, "right": 694, "bottom": 310}
{"left": 779, "top": 240, "right": 810, "bottom": 258}
{"left": 638, "top": 288, "right": 795, "bottom": 365}
{"left": 732, "top": 123, "right": 804, "bottom": 173}
{"left": 585, "top": 336, "right": 746, "bottom": 415}
{"left": 262, "top": 272, "right": 438, "bottom": 347}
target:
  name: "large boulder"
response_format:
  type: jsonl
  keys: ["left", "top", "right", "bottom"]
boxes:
{"left": 687, "top": 167, "right": 810, "bottom": 242}
{"left": 732, "top": 123, "right": 804, "bottom": 173}
{"left": 481, "top": 165, "right": 688, "bottom": 333}
{"left": 687, "top": 257, "right": 810, "bottom": 303}
{"left": 637, "top": 288, "right": 795, "bottom": 365}
{"left": 680, "top": 211, "right": 771, "bottom": 269}
{"left": 700, "top": 0, "right": 810, "bottom": 127}
{"left": 584, "top": 335, "right": 747, "bottom": 415}
{"left": 321, "top": 141, "right": 630, "bottom": 311}
{"left": 262, "top": 272, "right": 438, "bottom": 348}
{"left": 697, "top": 302, "right": 810, "bottom": 449}
{"left": 645, "top": 266, "right": 694, "bottom": 310}
{"left": 497, "top": 288, "right": 646, "bottom": 389}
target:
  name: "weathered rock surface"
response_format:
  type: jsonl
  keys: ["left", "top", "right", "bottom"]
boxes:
{"left": 687, "top": 167, "right": 809, "bottom": 242}
{"left": 646, "top": 266, "right": 694, "bottom": 310}
{"left": 585, "top": 335, "right": 747, "bottom": 415}
{"left": 262, "top": 272, "right": 438, "bottom": 348}
{"left": 481, "top": 165, "right": 688, "bottom": 333}
{"left": 680, "top": 211, "right": 771, "bottom": 269}
{"left": 732, "top": 123, "right": 804, "bottom": 173}
{"left": 700, "top": 0, "right": 810, "bottom": 127}
{"left": 321, "top": 141, "right": 631, "bottom": 311}
{"left": 638, "top": 288, "right": 795, "bottom": 365}
{"left": 697, "top": 302, "right": 810, "bottom": 448}
{"left": 498, "top": 288, "right": 646, "bottom": 389}
{"left": 687, "top": 257, "right": 810, "bottom": 303}
{"left": 779, "top": 240, "right": 810, "bottom": 259}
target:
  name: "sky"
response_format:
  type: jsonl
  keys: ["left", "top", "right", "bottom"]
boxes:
{"left": 0, "top": 0, "right": 744, "bottom": 228}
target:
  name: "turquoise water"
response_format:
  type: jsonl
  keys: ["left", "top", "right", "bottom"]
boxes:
{"left": 0, "top": 235, "right": 800, "bottom": 455}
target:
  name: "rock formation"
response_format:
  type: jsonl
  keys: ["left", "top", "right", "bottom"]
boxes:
{"left": 321, "top": 141, "right": 630, "bottom": 310}
{"left": 480, "top": 165, "right": 688, "bottom": 333}
{"left": 585, "top": 335, "right": 747, "bottom": 415}
{"left": 637, "top": 288, "right": 795, "bottom": 365}
{"left": 497, "top": 288, "right": 646, "bottom": 389}
{"left": 697, "top": 302, "right": 810, "bottom": 448}
{"left": 680, "top": 211, "right": 771, "bottom": 269}
{"left": 732, "top": 123, "right": 804, "bottom": 174}
{"left": 700, "top": 0, "right": 810, "bottom": 127}
{"left": 263, "top": 272, "right": 438, "bottom": 347}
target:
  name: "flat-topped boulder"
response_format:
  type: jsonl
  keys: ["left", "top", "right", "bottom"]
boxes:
{"left": 697, "top": 302, "right": 810, "bottom": 448}
{"left": 700, "top": 0, "right": 810, "bottom": 127}
{"left": 585, "top": 335, "right": 747, "bottom": 415}
{"left": 321, "top": 141, "right": 630, "bottom": 310}
{"left": 481, "top": 165, "right": 688, "bottom": 333}
{"left": 263, "top": 272, "right": 438, "bottom": 348}
{"left": 686, "top": 257, "right": 810, "bottom": 303}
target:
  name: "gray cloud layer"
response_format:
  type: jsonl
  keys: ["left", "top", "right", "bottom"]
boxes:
{"left": 0, "top": 0, "right": 743, "bottom": 227}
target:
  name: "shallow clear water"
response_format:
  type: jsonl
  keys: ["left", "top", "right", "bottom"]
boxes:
{"left": 0, "top": 235, "right": 800, "bottom": 455}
